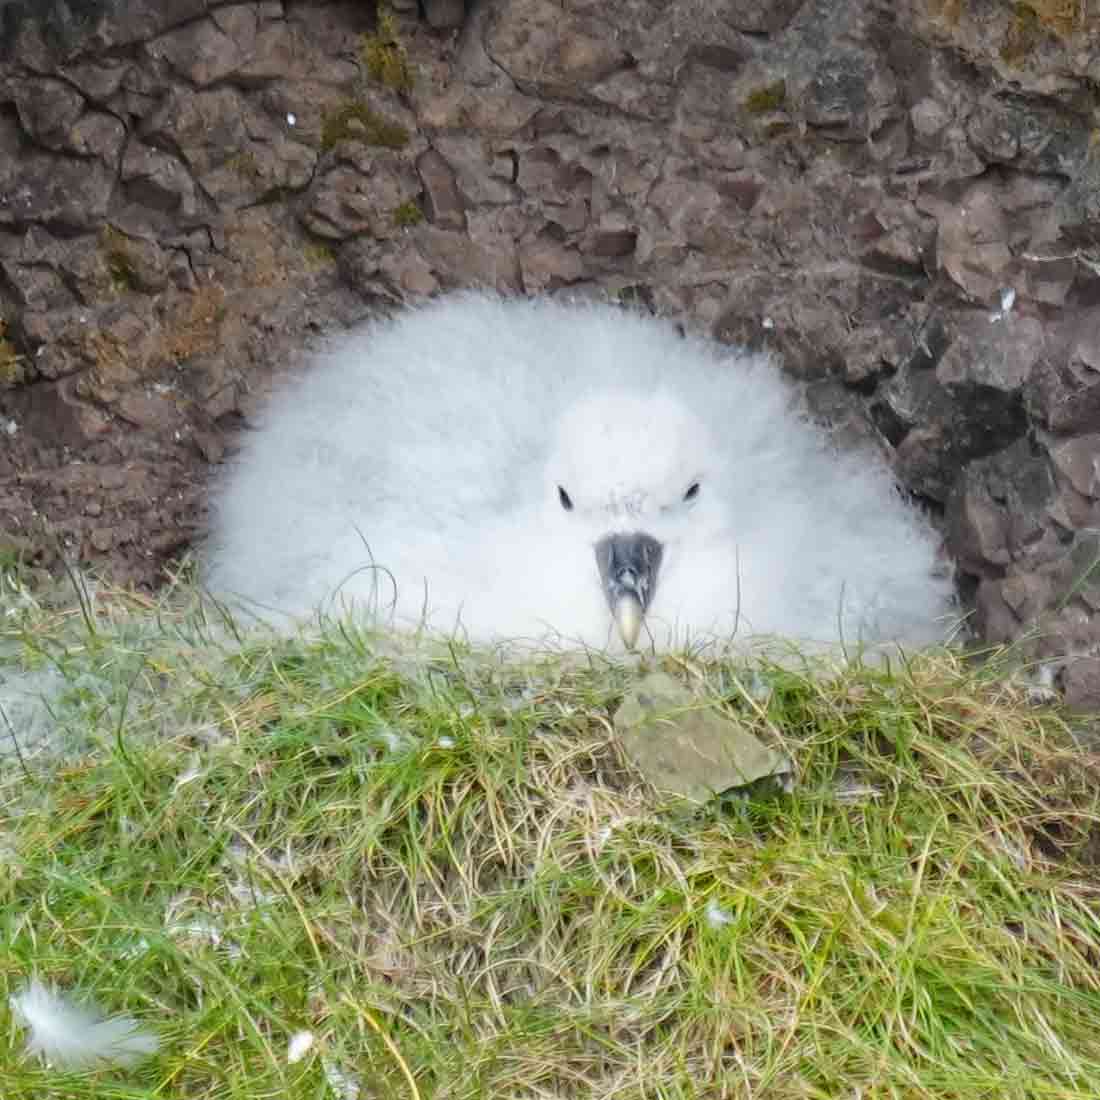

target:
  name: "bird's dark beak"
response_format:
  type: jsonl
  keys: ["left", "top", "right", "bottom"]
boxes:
{"left": 595, "top": 532, "right": 664, "bottom": 649}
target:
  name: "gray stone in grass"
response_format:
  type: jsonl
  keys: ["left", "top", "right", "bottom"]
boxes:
{"left": 613, "top": 671, "right": 791, "bottom": 803}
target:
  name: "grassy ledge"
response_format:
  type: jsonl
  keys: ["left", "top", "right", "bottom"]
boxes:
{"left": 2, "top": 575, "right": 1100, "bottom": 1098}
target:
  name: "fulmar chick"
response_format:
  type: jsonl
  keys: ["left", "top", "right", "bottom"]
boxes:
{"left": 205, "top": 294, "right": 954, "bottom": 655}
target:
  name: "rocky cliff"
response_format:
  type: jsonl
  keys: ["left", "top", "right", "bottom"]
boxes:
{"left": 0, "top": 0, "right": 1098, "bottom": 702}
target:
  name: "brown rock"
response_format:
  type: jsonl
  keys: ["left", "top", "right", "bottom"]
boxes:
{"left": 516, "top": 146, "right": 595, "bottom": 206}
{"left": 192, "top": 428, "right": 225, "bottom": 464}
{"left": 199, "top": 137, "right": 316, "bottom": 211}
{"left": 413, "top": 225, "right": 520, "bottom": 292}
{"left": 424, "top": 0, "right": 465, "bottom": 29}
{"left": 946, "top": 439, "right": 1055, "bottom": 574}
{"left": 519, "top": 238, "right": 585, "bottom": 292}
{"left": 42, "top": 228, "right": 117, "bottom": 305}
{"left": 121, "top": 142, "right": 199, "bottom": 216}
{"left": 910, "top": 97, "right": 950, "bottom": 140}
{"left": 379, "top": 248, "right": 440, "bottom": 297}
{"left": 417, "top": 86, "right": 541, "bottom": 136}
{"left": 803, "top": 48, "right": 898, "bottom": 140}
{"left": 1051, "top": 435, "right": 1100, "bottom": 496}
{"left": 239, "top": 23, "right": 358, "bottom": 85}
{"left": 1025, "top": 311, "right": 1100, "bottom": 435}
{"left": 69, "top": 112, "right": 127, "bottom": 163}
{"left": 648, "top": 176, "right": 728, "bottom": 252}
{"left": 0, "top": 255, "right": 71, "bottom": 311}
{"left": 98, "top": 467, "right": 128, "bottom": 491}
{"left": 431, "top": 134, "right": 517, "bottom": 205}
{"left": 584, "top": 222, "right": 638, "bottom": 259}
{"left": 486, "top": 0, "right": 631, "bottom": 98}
{"left": 1050, "top": 436, "right": 1100, "bottom": 526}
{"left": 1020, "top": 255, "right": 1076, "bottom": 308}
{"left": 0, "top": 226, "right": 108, "bottom": 311}
{"left": 928, "top": 182, "right": 1014, "bottom": 305}
{"left": 966, "top": 101, "right": 1020, "bottom": 163}
{"left": 721, "top": 0, "right": 806, "bottom": 33}
{"left": 143, "top": 88, "right": 250, "bottom": 177}
{"left": 211, "top": 3, "right": 261, "bottom": 39}
{"left": 8, "top": 379, "right": 111, "bottom": 449}
{"left": 416, "top": 148, "right": 466, "bottom": 231}
{"left": 84, "top": 0, "right": 212, "bottom": 49}
{"left": 0, "top": 145, "right": 115, "bottom": 232}
{"left": 12, "top": 78, "right": 85, "bottom": 149}
{"left": 146, "top": 16, "right": 249, "bottom": 87}
{"left": 19, "top": 301, "right": 162, "bottom": 393}
{"left": 545, "top": 197, "right": 589, "bottom": 235}
{"left": 1063, "top": 656, "right": 1100, "bottom": 713}
{"left": 937, "top": 315, "right": 1044, "bottom": 397}
{"left": 116, "top": 391, "right": 181, "bottom": 431}
{"left": 302, "top": 156, "right": 422, "bottom": 240}
{"left": 62, "top": 59, "right": 133, "bottom": 102}
{"left": 102, "top": 231, "right": 172, "bottom": 294}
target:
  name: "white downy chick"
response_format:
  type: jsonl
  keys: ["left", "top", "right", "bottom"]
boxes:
{"left": 206, "top": 294, "right": 954, "bottom": 656}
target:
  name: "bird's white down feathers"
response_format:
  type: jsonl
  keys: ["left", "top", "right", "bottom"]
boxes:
{"left": 10, "top": 980, "right": 159, "bottom": 1068}
{"left": 205, "top": 294, "right": 954, "bottom": 655}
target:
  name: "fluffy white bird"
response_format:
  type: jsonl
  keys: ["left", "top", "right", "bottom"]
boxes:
{"left": 205, "top": 294, "right": 953, "bottom": 655}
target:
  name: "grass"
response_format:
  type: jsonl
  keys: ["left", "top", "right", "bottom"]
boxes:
{"left": 360, "top": 3, "right": 414, "bottom": 93}
{"left": 101, "top": 226, "right": 140, "bottom": 294}
{"left": 393, "top": 201, "right": 424, "bottom": 229}
{"left": 743, "top": 80, "right": 787, "bottom": 115}
{"left": 303, "top": 240, "right": 338, "bottom": 269}
{"left": 2, "top": 572, "right": 1100, "bottom": 1097}
{"left": 320, "top": 100, "right": 410, "bottom": 151}
{"left": 0, "top": 318, "right": 27, "bottom": 387}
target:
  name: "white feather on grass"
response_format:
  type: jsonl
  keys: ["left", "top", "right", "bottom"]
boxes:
{"left": 9, "top": 979, "right": 159, "bottom": 1068}
{"left": 287, "top": 1029, "right": 314, "bottom": 1064}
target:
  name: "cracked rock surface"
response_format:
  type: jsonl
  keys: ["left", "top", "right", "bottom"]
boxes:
{"left": 0, "top": 0, "right": 1098, "bottom": 704}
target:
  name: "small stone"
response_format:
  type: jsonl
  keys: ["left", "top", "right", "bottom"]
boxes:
{"left": 192, "top": 429, "right": 225, "bottom": 464}
{"left": 614, "top": 672, "right": 791, "bottom": 803}
{"left": 424, "top": 0, "right": 465, "bottom": 29}
{"left": 1062, "top": 656, "right": 1100, "bottom": 713}
{"left": 720, "top": 0, "right": 805, "bottom": 33}
{"left": 910, "top": 97, "right": 950, "bottom": 140}
{"left": 519, "top": 239, "right": 585, "bottom": 291}
{"left": 416, "top": 148, "right": 466, "bottom": 231}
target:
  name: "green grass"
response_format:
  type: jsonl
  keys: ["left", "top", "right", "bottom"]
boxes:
{"left": 743, "top": 80, "right": 788, "bottom": 115}
{"left": 0, "top": 317, "right": 27, "bottom": 387}
{"left": 360, "top": 3, "right": 414, "bottom": 93}
{"left": 319, "top": 99, "right": 410, "bottom": 151}
{"left": 2, "top": 574, "right": 1100, "bottom": 1097}
{"left": 392, "top": 201, "right": 424, "bottom": 229}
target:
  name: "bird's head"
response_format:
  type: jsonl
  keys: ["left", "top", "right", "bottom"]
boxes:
{"left": 544, "top": 389, "right": 719, "bottom": 649}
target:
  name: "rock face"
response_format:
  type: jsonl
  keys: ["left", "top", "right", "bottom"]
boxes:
{"left": 0, "top": 0, "right": 1098, "bottom": 700}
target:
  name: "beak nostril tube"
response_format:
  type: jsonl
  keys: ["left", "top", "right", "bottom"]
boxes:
{"left": 595, "top": 532, "right": 664, "bottom": 649}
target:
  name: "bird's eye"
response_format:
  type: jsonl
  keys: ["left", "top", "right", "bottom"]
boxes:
{"left": 684, "top": 482, "right": 700, "bottom": 502}
{"left": 558, "top": 486, "right": 574, "bottom": 511}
